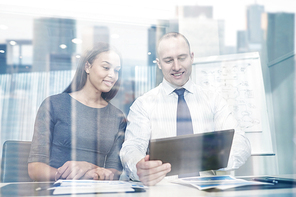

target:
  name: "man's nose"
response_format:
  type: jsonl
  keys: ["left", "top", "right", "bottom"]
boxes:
{"left": 172, "top": 60, "right": 181, "bottom": 71}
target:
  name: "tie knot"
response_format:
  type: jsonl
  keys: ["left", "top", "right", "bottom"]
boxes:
{"left": 174, "top": 88, "right": 186, "bottom": 96}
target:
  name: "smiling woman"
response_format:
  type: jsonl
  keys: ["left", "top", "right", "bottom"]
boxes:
{"left": 28, "top": 42, "right": 127, "bottom": 181}
{"left": 64, "top": 42, "right": 122, "bottom": 103}
{"left": 83, "top": 50, "right": 121, "bottom": 103}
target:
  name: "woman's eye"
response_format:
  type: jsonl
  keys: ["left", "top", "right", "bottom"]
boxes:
{"left": 103, "top": 66, "right": 110, "bottom": 70}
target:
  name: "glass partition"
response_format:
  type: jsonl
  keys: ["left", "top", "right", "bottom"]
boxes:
{"left": 0, "top": 1, "right": 295, "bottom": 179}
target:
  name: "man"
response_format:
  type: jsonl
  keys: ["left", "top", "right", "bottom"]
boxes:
{"left": 120, "top": 32, "right": 251, "bottom": 186}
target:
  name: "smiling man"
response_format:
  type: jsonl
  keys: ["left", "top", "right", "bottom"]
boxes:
{"left": 156, "top": 33, "right": 193, "bottom": 87}
{"left": 120, "top": 32, "right": 251, "bottom": 186}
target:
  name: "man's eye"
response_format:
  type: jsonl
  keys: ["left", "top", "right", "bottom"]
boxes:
{"left": 165, "top": 60, "right": 173, "bottom": 64}
{"left": 178, "top": 56, "right": 187, "bottom": 61}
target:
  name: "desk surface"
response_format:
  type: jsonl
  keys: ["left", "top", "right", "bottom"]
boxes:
{"left": 1, "top": 175, "right": 296, "bottom": 197}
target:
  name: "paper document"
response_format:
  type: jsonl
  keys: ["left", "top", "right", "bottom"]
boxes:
{"left": 171, "top": 175, "right": 272, "bottom": 190}
{"left": 50, "top": 180, "right": 147, "bottom": 195}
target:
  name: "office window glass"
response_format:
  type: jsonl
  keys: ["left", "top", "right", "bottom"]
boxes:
{"left": 0, "top": 1, "right": 295, "bottom": 181}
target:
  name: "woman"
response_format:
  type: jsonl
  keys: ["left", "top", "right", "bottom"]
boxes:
{"left": 28, "top": 42, "right": 126, "bottom": 181}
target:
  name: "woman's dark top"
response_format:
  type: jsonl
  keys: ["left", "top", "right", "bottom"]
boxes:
{"left": 28, "top": 93, "right": 126, "bottom": 171}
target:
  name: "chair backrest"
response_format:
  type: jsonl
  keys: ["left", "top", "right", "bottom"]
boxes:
{"left": 1, "top": 140, "right": 32, "bottom": 182}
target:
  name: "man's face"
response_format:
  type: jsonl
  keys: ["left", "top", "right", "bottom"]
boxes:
{"left": 156, "top": 36, "right": 194, "bottom": 87}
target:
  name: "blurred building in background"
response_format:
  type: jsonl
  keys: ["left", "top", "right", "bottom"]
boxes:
{"left": 177, "top": 5, "right": 225, "bottom": 57}
{"left": 261, "top": 12, "right": 295, "bottom": 175}
{"left": 33, "top": 18, "right": 76, "bottom": 72}
{"left": 237, "top": 4, "right": 265, "bottom": 53}
{"left": 81, "top": 26, "right": 110, "bottom": 55}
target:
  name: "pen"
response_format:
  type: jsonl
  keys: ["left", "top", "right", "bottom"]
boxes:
{"left": 53, "top": 182, "right": 61, "bottom": 187}
{"left": 35, "top": 186, "right": 52, "bottom": 191}
{"left": 253, "top": 178, "right": 278, "bottom": 184}
{"left": 35, "top": 187, "right": 42, "bottom": 191}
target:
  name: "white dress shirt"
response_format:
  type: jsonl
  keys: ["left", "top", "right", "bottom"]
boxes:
{"left": 120, "top": 78, "right": 251, "bottom": 180}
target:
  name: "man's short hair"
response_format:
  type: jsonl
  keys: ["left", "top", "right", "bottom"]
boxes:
{"left": 157, "top": 32, "right": 191, "bottom": 57}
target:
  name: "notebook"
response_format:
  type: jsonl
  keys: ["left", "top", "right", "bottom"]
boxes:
{"left": 149, "top": 129, "right": 234, "bottom": 176}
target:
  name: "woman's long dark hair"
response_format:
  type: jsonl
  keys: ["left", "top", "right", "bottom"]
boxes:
{"left": 63, "top": 42, "right": 122, "bottom": 102}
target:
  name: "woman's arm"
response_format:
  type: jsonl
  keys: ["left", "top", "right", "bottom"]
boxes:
{"left": 28, "top": 98, "right": 56, "bottom": 181}
{"left": 82, "top": 167, "right": 115, "bottom": 180}
{"left": 28, "top": 162, "right": 57, "bottom": 181}
{"left": 55, "top": 161, "right": 97, "bottom": 180}
{"left": 105, "top": 115, "right": 127, "bottom": 179}
{"left": 29, "top": 161, "right": 102, "bottom": 181}
{"left": 107, "top": 168, "right": 121, "bottom": 180}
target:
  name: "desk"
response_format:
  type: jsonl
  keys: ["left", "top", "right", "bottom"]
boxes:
{"left": 1, "top": 175, "right": 296, "bottom": 197}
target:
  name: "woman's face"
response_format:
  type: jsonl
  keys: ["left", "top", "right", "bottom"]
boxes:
{"left": 85, "top": 50, "right": 121, "bottom": 93}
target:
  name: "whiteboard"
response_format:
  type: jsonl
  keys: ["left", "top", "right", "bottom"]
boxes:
{"left": 191, "top": 52, "right": 274, "bottom": 155}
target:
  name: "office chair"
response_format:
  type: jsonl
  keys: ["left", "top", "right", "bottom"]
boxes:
{"left": 1, "top": 140, "right": 32, "bottom": 182}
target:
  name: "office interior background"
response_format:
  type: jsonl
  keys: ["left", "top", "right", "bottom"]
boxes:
{"left": 0, "top": 0, "right": 295, "bottom": 179}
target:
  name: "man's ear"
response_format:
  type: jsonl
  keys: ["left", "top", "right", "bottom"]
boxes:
{"left": 156, "top": 58, "right": 162, "bottom": 70}
{"left": 190, "top": 52, "right": 194, "bottom": 64}
{"left": 85, "top": 61, "right": 91, "bottom": 74}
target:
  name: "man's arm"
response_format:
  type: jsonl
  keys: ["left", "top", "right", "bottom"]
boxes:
{"left": 213, "top": 92, "right": 251, "bottom": 169}
{"left": 120, "top": 98, "right": 171, "bottom": 185}
{"left": 227, "top": 133, "right": 251, "bottom": 169}
{"left": 120, "top": 98, "right": 152, "bottom": 180}
{"left": 136, "top": 155, "right": 171, "bottom": 186}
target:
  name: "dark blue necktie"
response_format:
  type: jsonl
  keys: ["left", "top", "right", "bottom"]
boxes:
{"left": 174, "top": 88, "right": 194, "bottom": 136}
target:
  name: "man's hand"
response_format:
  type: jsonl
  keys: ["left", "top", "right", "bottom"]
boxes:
{"left": 136, "top": 155, "right": 171, "bottom": 186}
{"left": 55, "top": 161, "right": 96, "bottom": 181}
{"left": 83, "top": 167, "right": 115, "bottom": 180}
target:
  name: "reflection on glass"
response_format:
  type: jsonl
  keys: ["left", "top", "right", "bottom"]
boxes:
{"left": 0, "top": 1, "right": 295, "bottom": 181}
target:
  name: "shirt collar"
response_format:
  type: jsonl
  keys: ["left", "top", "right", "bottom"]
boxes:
{"left": 162, "top": 78, "right": 194, "bottom": 95}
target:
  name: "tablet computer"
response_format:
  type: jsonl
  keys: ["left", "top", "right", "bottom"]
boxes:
{"left": 149, "top": 129, "right": 234, "bottom": 176}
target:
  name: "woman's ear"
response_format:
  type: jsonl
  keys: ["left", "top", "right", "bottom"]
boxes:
{"left": 85, "top": 61, "right": 91, "bottom": 74}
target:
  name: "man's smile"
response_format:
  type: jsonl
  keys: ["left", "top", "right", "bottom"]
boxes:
{"left": 172, "top": 72, "right": 185, "bottom": 78}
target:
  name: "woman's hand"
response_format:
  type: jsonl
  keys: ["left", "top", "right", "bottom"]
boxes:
{"left": 55, "top": 161, "right": 96, "bottom": 181}
{"left": 83, "top": 167, "right": 114, "bottom": 180}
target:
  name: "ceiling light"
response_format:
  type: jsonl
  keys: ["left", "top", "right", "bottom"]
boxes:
{"left": 10, "top": 41, "right": 17, "bottom": 45}
{"left": 72, "top": 38, "right": 82, "bottom": 44}
{"left": 59, "top": 44, "right": 67, "bottom": 49}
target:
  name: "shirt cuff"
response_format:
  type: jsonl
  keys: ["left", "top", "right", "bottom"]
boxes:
{"left": 122, "top": 151, "right": 144, "bottom": 181}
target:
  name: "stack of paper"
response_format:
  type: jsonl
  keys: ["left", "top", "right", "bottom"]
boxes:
{"left": 171, "top": 175, "right": 272, "bottom": 190}
{"left": 49, "top": 180, "right": 147, "bottom": 195}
